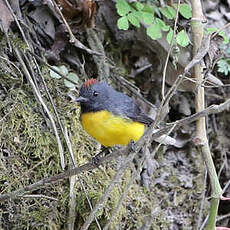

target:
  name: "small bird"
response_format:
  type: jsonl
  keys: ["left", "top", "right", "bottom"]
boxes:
{"left": 75, "top": 78, "right": 153, "bottom": 147}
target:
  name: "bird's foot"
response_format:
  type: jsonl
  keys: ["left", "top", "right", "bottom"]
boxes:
{"left": 92, "top": 147, "right": 109, "bottom": 166}
{"left": 127, "top": 140, "right": 136, "bottom": 153}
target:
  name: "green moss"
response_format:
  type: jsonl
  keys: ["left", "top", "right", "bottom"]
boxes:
{"left": 0, "top": 31, "right": 208, "bottom": 229}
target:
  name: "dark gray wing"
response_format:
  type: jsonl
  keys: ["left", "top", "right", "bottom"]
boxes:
{"left": 108, "top": 91, "right": 154, "bottom": 126}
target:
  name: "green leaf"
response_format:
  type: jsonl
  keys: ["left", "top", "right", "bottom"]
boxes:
{"left": 117, "top": 16, "right": 129, "bottom": 30}
{"left": 127, "top": 12, "right": 140, "bottom": 27}
{"left": 59, "top": 65, "right": 68, "bottom": 75}
{"left": 206, "top": 27, "right": 217, "bottom": 33}
{"left": 133, "top": 11, "right": 142, "bottom": 19}
{"left": 156, "top": 18, "right": 169, "bottom": 31}
{"left": 217, "top": 59, "right": 230, "bottom": 75}
{"left": 50, "top": 65, "right": 68, "bottom": 79}
{"left": 64, "top": 72, "right": 79, "bottom": 88}
{"left": 116, "top": 0, "right": 131, "bottom": 16}
{"left": 143, "top": 4, "right": 155, "bottom": 14}
{"left": 152, "top": 4, "right": 161, "bottom": 17}
{"left": 178, "top": 3, "right": 192, "bottom": 19}
{"left": 167, "top": 28, "right": 174, "bottom": 44}
{"left": 219, "top": 31, "right": 230, "bottom": 44}
{"left": 176, "top": 30, "right": 190, "bottom": 47}
{"left": 159, "top": 7, "right": 174, "bottom": 19}
{"left": 207, "top": 27, "right": 229, "bottom": 44}
{"left": 167, "top": 6, "right": 176, "bottom": 18}
{"left": 142, "top": 12, "right": 154, "bottom": 24}
{"left": 146, "top": 22, "right": 162, "bottom": 40}
{"left": 132, "top": 2, "right": 144, "bottom": 11}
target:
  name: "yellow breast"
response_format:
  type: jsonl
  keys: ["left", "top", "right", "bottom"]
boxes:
{"left": 81, "top": 111, "right": 145, "bottom": 147}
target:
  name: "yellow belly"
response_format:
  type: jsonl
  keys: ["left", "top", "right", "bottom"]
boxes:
{"left": 81, "top": 111, "right": 145, "bottom": 147}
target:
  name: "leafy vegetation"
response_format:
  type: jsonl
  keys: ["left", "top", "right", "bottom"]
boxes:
{"left": 207, "top": 27, "right": 230, "bottom": 44}
{"left": 116, "top": 0, "right": 191, "bottom": 47}
{"left": 217, "top": 58, "right": 230, "bottom": 76}
{"left": 50, "top": 65, "right": 79, "bottom": 89}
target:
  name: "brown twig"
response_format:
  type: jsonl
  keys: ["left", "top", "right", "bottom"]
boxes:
{"left": 14, "top": 47, "right": 66, "bottom": 170}
{"left": 162, "top": 0, "right": 181, "bottom": 99}
{"left": 1, "top": 97, "right": 230, "bottom": 202}
{"left": 80, "top": 152, "right": 133, "bottom": 230}
{"left": 51, "top": 0, "right": 101, "bottom": 56}
{"left": 103, "top": 123, "right": 177, "bottom": 230}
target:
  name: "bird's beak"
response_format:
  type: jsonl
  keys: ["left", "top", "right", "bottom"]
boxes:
{"left": 74, "top": 96, "right": 89, "bottom": 103}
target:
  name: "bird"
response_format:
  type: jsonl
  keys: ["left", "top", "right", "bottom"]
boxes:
{"left": 75, "top": 78, "right": 153, "bottom": 147}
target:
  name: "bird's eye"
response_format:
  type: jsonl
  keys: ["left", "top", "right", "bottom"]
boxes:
{"left": 93, "top": 91, "right": 99, "bottom": 97}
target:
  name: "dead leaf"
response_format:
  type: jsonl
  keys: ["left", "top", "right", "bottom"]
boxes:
{"left": 205, "top": 73, "right": 224, "bottom": 86}
{"left": 0, "top": 0, "right": 14, "bottom": 33}
{"left": 153, "top": 129, "right": 177, "bottom": 146}
{"left": 203, "top": 34, "right": 224, "bottom": 71}
{"left": 46, "top": 24, "right": 69, "bottom": 62}
{"left": 28, "top": 5, "right": 56, "bottom": 47}
{"left": 178, "top": 95, "right": 191, "bottom": 116}
{"left": 56, "top": 0, "right": 97, "bottom": 29}
{"left": 185, "top": 33, "right": 224, "bottom": 76}
{"left": 184, "top": 33, "right": 212, "bottom": 74}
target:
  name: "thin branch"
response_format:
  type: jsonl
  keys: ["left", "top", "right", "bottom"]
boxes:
{"left": 64, "top": 127, "right": 102, "bottom": 230}
{"left": 4, "top": 0, "right": 29, "bottom": 48}
{"left": 216, "top": 213, "right": 230, "bottom": 222}
{"left": 5, "top": 0, "right": 66, "bottom": 169}
{"left": 0, "top": 98, "right": 230, "bottom": 202}
{"left": 162, "top": 0, "right": 181, "bottom": 99}
{"left": 27, "top": 50, "right": 79, "bottom": 85}
{"left": 103, "top": 123, "right": 177, "bottom": 230}
{"left": 103, "top": 163, "right": 139, "bottom": 230}
{"left": 51, "top": 0, "right": 101, "bottom": 56}
{"left": 22, "top": 194, "right": 58, "bottom": 201}
{"left": 14, "top": 47, "right": 65, "bottom": 170}
{"left": 80, "top": 152, "right": 133, "bottom": 230}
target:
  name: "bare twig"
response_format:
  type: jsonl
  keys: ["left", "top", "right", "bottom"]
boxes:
{"left": 216, "top": 213, "right": 230, "bottom": 222}
{"left": 14, "top": 47, "right": 65, "bottom": 170}
{"left": 51, "top": 0, "right": 101, "bottom": 56}
{"left": 4, "top": 0, "right": 29, "bottom": 47}
{"left": 162, "top": 0, "right": 181, "bottom": 99}
{"left": 222, "top": 179, "right": 230, "bottom": 194}
{"left": 103, "top": 123, "right": 177, "bottom": 230}
{"left": 86, "top": 29, "right": 110, "bottom": 81}
{"left": 80, "top": 153, "right": 133, "bottom": 230}
{"left": 64, "top": 127, "right": 102, "bottom": 230}
{"left": 154, "top": 74, "right": 184, "bottom": 126}
{"left": 68, "top": 175, "right": 77, "bottom": 230}
{"left": 103, "top": 163, "right": 139, "bottom": 230}
{"left": 212, "top": 22, "right": 230, "bottom": 39}
{"left": 27, "top": 50, "right": 79, "bottom": 85}
{"left": 5, "top": 0, "right": 66, "bottom": 169}
{"left": 0, "top": 98, "right": 230, "bottom": 202}
{"left": 22, "top": 194, "right": 58, "bottom": 201}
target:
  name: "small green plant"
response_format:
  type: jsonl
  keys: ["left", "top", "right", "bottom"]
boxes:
{"left": 49, "top": 65, "right": 79, "bottom": 89}
{"left": 207, "top": 27, "right": 230, "bottom": 44}
{"left": 217, "top": 59, "right": 230, "bottom": 76}
{"left": 116, "top": 0, "right": 192, "bottom": 47}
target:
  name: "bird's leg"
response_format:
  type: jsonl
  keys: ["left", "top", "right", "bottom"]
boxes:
{"left": 92, "top": 146, "right": 110, "bottom": 165}
{"left": 127, "top": 140, "right": 136, "bottom": 153}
